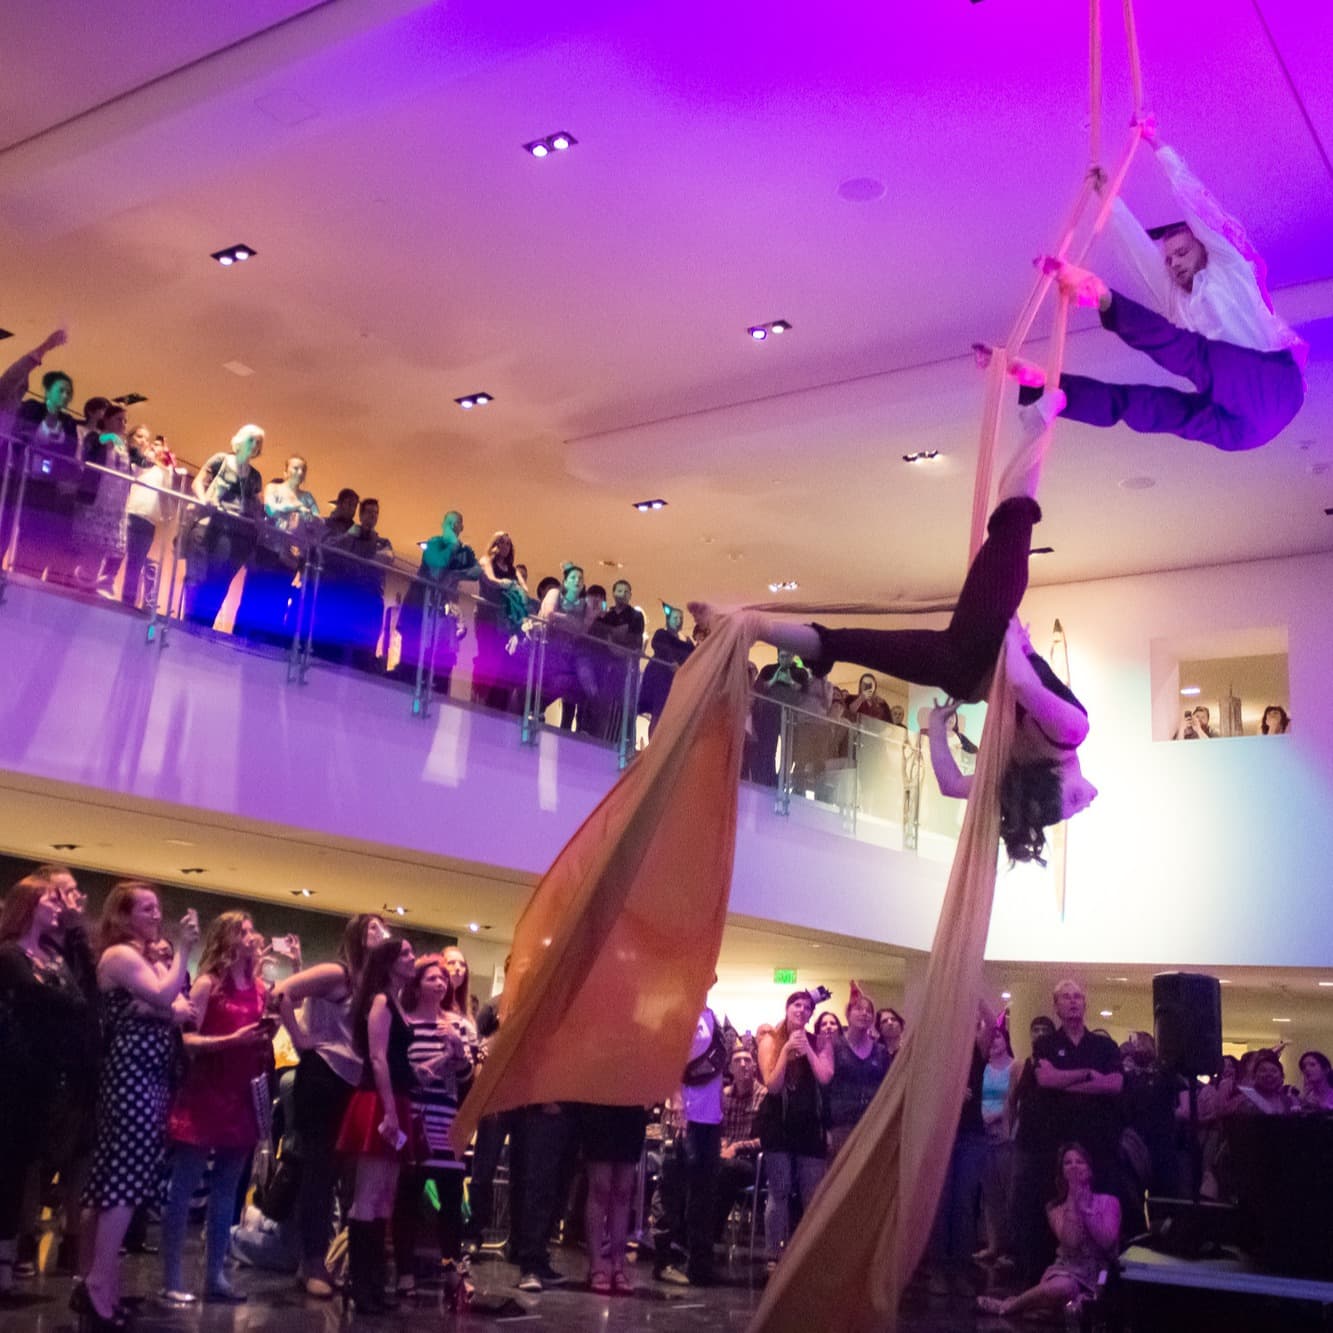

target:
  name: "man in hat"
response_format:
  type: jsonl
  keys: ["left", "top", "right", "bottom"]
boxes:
{"left": 1010, "top": 116, "right": 1305, "bottom": 453}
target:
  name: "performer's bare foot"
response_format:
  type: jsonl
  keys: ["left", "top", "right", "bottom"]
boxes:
{"left": 1038, "top": 256, "right": 1111, "bottom": 312}
{"left": 1006, "top": 356, "right": 1046, "bottom": 389}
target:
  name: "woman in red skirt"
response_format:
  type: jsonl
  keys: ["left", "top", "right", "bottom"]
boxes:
{"left": 336, "top": 936, "right": 417, "bottom": 1313}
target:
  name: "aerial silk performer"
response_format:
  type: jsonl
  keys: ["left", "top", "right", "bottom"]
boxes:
{"left": 1013, "top": 117, "right": 1306, "bottom": 453}
{"left": 693, "top": 392, "right": 1096, "bottom": 869}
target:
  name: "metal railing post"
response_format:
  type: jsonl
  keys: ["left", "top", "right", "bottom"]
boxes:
{"left": 412, "top": 583, "right": 443, "bottom": 720}
{"left": 3, "top": 442, "right": 32, "bottom": 580}
{"left": 616, "top": 647, "right": 640, "bottom": 770}
{"left": 520, "top": 622, "right": 547, "bottom": 746}
{"left": 775, "top": 701, "right": 792, "bottom": 817}
{"left": 0, "top": 437, "right": 13, "bottom": 603}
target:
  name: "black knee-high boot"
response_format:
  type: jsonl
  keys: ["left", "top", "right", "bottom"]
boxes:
{"left": 369, "top": 1219, "right": 396, "bottom": 1309}
{"left": 345, "top": 1220, "right": 389, "bottom": 1314}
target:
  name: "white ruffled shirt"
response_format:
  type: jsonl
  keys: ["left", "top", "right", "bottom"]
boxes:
{"left": 1108, "top": 146, "right": 1306, "bottom": 367}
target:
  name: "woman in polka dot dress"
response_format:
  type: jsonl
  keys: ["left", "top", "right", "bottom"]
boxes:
{"left": 77, "top": 884, "right": 198, "bottom": 1331}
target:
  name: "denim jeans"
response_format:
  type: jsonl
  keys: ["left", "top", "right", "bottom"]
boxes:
{"left": 162, "top": 1144, "right": 250, "bottom": 1292}
{"left": 762, "top": 1150, "right": 826, "bottom": 1258}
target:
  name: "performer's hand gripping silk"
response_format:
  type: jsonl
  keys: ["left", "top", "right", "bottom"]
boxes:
{"left": 692, "top": 394, "right": 1097, "bottom": 866}
{"left": 1012, "top": 117, "right": 1306, "bottom": 453}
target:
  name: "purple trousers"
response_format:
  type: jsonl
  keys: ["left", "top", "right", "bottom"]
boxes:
{"left": 1046, "top": 291, "right": 1304, "bottom": 452}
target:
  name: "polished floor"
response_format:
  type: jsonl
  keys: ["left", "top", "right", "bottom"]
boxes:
{"left": 0, "top": 1244, "right": 1016, "bottom": 1333}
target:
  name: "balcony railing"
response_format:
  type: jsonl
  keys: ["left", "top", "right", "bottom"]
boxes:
{"left": 0, "top": 432, "right": 965, "bottom": 856}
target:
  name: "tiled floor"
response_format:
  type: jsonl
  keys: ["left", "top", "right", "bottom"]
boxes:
{"left": 0, "top": 1246, "right": 1008, "bottom": 1333}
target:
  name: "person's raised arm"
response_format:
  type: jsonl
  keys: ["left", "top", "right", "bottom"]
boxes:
{"left": 1004, "top": 621, "right": 1090, "bottom": 749}
{"left": 758, "top": 1032, "right": 791, "bottom": 1094}
{"left": 272, "top": 961, "right": 348, "bottom": 1051}
{"left": 99, "top": 913, "right": 197, "bottom": 1009}
{"left": 809, "top": 1032, "right": 835, "bottom": 1086}
{"left": 1142, "top": 118, "right": 1250, "bottom": 268}
{"left": 921, "top": 703, "right": 974, "bottom": 800}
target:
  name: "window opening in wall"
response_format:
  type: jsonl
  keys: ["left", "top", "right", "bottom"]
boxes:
{"left": 1150, "top": 628, "right": 1289, "bottom": 742}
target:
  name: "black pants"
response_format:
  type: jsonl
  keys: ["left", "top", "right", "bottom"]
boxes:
{"left": 1008, "top": 1146, "right": 1056, "bottom": 1285}
{"left": 121, "top": 514, "right": 156, "bottom": 607}
{"left": 466, "top": 1110, "right": 515, "bottom": 1237}
{"left": 714, "top": 1155, "right": 757, "bottom": 1240}
{"left": 183, "top": 515, "right": 255, "bottom": 628}
{"left": 510, "top": 1105, "right": 571, "bottom": 1272}
{"left": 811, "top": 496, "right": 1039, "bottom": 702}
{"left": 655, "top": 1122, "right": 721, "bottom": 1281}
{"left": 234, "top": 546, "right": 295, "bottom": 645}
{"left": 291, "top": 1053, "right": 355, "bottom": 1274}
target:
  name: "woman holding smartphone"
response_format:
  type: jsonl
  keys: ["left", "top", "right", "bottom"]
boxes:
{"left": 336, "top": 937, "right": 417, "bottom": 1313}
{"left": 160, "top": 912, "right": 273, "bottom": 1305}
{"left": 78, "top": 884, "right": 198, "bottom": 1332}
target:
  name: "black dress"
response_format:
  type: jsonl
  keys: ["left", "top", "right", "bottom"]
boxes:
{"left": 84, "top": 986, "right": 177, "bottom": 1209}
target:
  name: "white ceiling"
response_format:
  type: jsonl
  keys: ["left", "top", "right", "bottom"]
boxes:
{"left": 1, "top": 0, "right": 1331, "bottom": 614}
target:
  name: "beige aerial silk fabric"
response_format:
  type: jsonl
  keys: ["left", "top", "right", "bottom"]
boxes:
{"left": 452, "top": 609, "right": 761, "bottom": 1146}
{"left": 748, "top": 654, "right": 1016, "bottom": 1332}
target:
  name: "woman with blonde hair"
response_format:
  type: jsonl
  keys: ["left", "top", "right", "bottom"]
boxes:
{"left": 78, "top": 884, "right": 198, "bottom": 1331}
{"left": 160, "top": 911, "right": 273, "bottom": 1305}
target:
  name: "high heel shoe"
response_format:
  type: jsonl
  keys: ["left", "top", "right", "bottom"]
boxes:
{"left": 71, "top": 1281, "right": 130, "bottom": 1331}
{"left": 441, "top": 1258, "right": 474, "bottom": 1311}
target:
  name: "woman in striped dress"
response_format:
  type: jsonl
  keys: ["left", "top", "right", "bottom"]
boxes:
{"left": 392, "top": 957, "right": 474, "bottom": 1307}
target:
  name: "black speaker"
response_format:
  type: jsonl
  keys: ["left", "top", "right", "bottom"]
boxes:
{"left": 1153, "top": 972, "right": 1222, "bottom": 1078}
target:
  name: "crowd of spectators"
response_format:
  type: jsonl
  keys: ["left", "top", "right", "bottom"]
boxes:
{"left": 2, "top": 863, "right": 1331, "bottom": 1327}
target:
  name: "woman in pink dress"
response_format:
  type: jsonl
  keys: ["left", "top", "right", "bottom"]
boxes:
{"left": 160, "top": 912, "right": 274, "bottom": 1305}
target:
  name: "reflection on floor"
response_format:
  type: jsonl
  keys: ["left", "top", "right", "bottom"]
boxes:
{"left": 0, "top": 1246, "right": 1010, "bottom": 1333}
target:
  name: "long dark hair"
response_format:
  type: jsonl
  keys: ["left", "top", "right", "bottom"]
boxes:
{"left": 1052, "top": 1141, "right": 1093, "bottom": 1205}
{"left": 999, "top": 761, "right": 1064, "bottom": 864}
{"left": 338, "top": 913, "right": 384, "bottom": 982}
{"left": 1261, "top": 705, "right": 1290, "bottom": 735}
{"left": 350, "top": 937, "right": 408, "bottom": 1055}
{"left": 0, "top": 875, "right": 52, "bottom": 945}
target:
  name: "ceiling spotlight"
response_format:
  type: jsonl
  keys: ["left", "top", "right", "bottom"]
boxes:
{"left": 1180, "top": 687, "right": 1201, "bottom": 697}
{"left": 525, "top": 131, "right": 578, "bottom": 158}
{"left": 454, "top": 392, "right": 494, "bottom": 409}
{"left": 748, "top": 319, "right": 793, "bottom": 341}
{"left": 114, "top": 392, "right": 148, "bottom": 406}
{"left": 180, "top": 867, "right": 207, "bottom": 875}
{"left": 1000, "top": 991, "right": 1012, "bottom": 1001}
{"left": 290, "top": 888, "right": 316, "bottom": 898}
{"left": 1273, "top": 1017, "right": 1292, "bottom": 1023}
{"left": 748, "top": 325, "right": 769, "bottom": 341}
{"left": 767, "top": 580, "right": 799, "bottom": 593}
{"left": 1318, "top": 981, "right": 1333, "bottom": 988}
{"left": 468, "top": 922, "right": 480, "bottom": 933}
{"left": 1099, "top": 1009, "right": 1114, "bottom": 1018}
{"left": 1030, "top": 546, "right": 1054, "bottom": 556}
{"left": 211, "top": 243, "right": 257, "bottom": 266}
{"left": 902, "top": 450, "right": 941, "bottom": 464}
{"left": 51, "top": 842, "right": 80, "bottom": 851}
{"left": 384, "top": 903, "right": 408, "bottom": 917}
{"left": 633, "top": 498, "right": 668, "bottom": 512}
{"left": 770, "top": 320, "right": 792, "bottom": 334}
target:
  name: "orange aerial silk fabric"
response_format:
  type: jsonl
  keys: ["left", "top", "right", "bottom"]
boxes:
{"left": 451, "top": 610, "right": 760, "bottom": 1145}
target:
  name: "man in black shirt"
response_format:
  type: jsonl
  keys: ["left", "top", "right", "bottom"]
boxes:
{"left": 1008, "top": 1012, "right": 1058, "bottom": 1282}
{"left": 584, "top": 579, "right": 646, "bottom": 739}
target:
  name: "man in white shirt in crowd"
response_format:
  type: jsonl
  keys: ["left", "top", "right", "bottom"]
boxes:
{"left": 1015, "top": 116, "right": 1305, "bottom": 453}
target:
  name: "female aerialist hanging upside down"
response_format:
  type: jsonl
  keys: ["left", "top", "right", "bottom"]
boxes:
{"left": 691, "top": 393, "right": 1097, "bottom": 866}
{"left": 1013, "top": 117, "right": 1306, "bottom": 453}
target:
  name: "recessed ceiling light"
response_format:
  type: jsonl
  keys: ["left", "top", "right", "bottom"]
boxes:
{"left": 1030, "top": 546, "right": 1054, "bottom": 556}
{"left": 1099, "top": 1009, "right": 1114, "bottom": 1018}
{"left": 163, "top": 838, "right": 196, "bottom": 847}
{"left": 211, "top": 243, "right": 256, "bottom": 266}
{"left": 113, "top": 392, "right": 148, "bottom": 406}
{"left": 180, "top": 867, "right": 207, "bottom": 875}
{"left": 1000, "top": 991, "right": 1012, "bottom": 1001}
{"left": 524, "top": 131, "right": 578, "bottom": 157}
{"left": 1119, "top": 475, "right": 1156, "bottom": 491}
{"left": 290, "top": 888, "right": 316, "bottom": 898}
{"left": 222, "top": 360, "right": 254, "bottom": 377}
{"left": 384, "top": 903, "right": 408, "bottom": 917}
{"left": 902, "top": 450, "right": 940, "bottom": 464}
{"left": 454, "top": 392, "right": 493, "bottom": 409}
{"left": 768, "top": 580, "right": 799, "bottom": 593}
{"left": 1180, "top": 687, "right": 1202, "bottom": 697}
{"left": 51, "top": 842, "right": 80, "bottom": 851}
{"left": 837, "top": 176, "right": 886, "bottom": 203}
{"left": 1273, "top": 1017, "right": 1292, "bottom": 1023}
{"left": 770, "top": 320, "right": 792, "bottom": 334}
{"left": 468, "top": 922, "right": 480, "bottom": 933}
{"left": 1318, "top": 981, "right": 1333, "bottom": 988}
{"left": 1107, "top": 976, "right": 1129, "bottom": 983}
{"left": 0, "top": 328, "right": 12, "bottom": 341}
{"left": 748, "top": 319, "right": 793, "bottom": 341}
{"left": 599, "top": 559, "right": 624, "bottom": 569}
{"left": 748, "top": 325, "right": 768, "bottom": 341}
{"left": 1218, "top": 979, "right": 1231, "bottom": 985}
{"left": 633, "top": 498, "right": 668, "bottom": 512}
